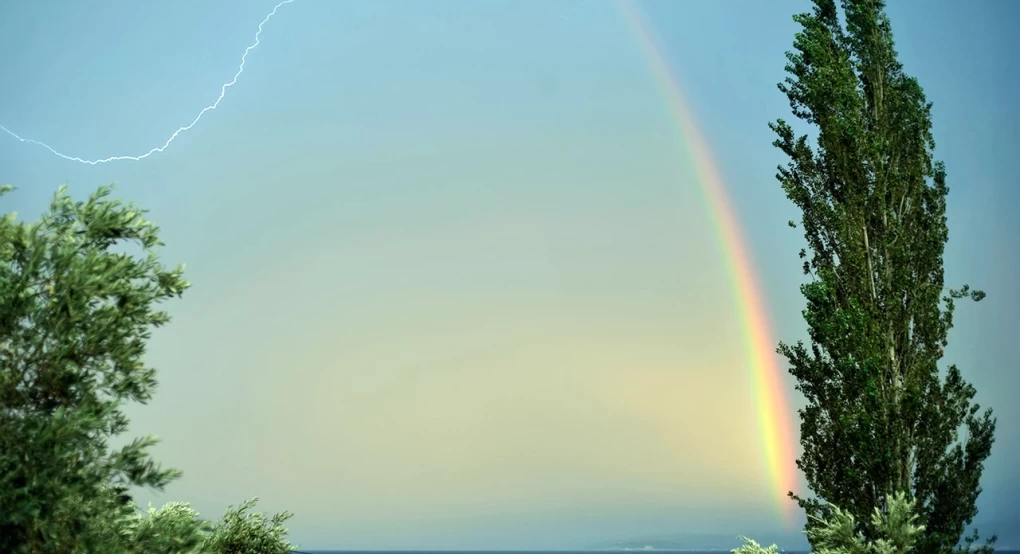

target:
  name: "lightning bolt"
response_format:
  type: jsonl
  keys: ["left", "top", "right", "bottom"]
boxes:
{"left": 1, "top": 0, "right": 296, "bottom": 165}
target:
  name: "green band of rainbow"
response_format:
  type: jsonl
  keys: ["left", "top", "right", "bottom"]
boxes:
{"left": 617, "top": 0, "right": 799, "bottom": 523}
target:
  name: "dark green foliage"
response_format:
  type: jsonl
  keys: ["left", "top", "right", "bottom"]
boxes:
{"left": 769, "top": 1, "right": 997, "bottom": 553}
{"left": 0, "top": 184, "right": 188, "bottom": 553}
{"left": 0, "top": 185, "right": 299, "bottom": 553}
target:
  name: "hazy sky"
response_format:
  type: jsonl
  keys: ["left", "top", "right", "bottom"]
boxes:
{"left": 1, "top": 0, "right": 1017, "bottom": 550}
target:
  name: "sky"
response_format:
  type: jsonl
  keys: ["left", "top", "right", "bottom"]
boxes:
{"left": 1, "top": 0, "right": 1017, "bottom": 550}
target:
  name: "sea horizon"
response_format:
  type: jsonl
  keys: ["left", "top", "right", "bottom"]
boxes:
{"left": 294, "top": 550, "right": 1020, "bottom": 554}
{"left": 294, "top": 551, "right": 807, "bottom": 553}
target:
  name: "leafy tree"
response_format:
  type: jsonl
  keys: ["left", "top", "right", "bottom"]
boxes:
{"left": 0, "top": 184, "right": 188, "bottom": 553}
{"left": 0, "top": 185, "right": 298, "bottom": 553}
{"left": 768, "top": 1, "right": 997, "bottom": 553}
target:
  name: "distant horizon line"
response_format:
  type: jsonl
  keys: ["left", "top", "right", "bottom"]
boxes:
{"left": 290, "top": 548, "right": 1019, "bottom": 553}
{"left": 291, "top": 550, "right": 804, "bottom": 553}
{"left": 290, "top": 548, "right": 796, "bottom": 553}
{"left": 290, "top": 549, "right": 805, "bottom": 553}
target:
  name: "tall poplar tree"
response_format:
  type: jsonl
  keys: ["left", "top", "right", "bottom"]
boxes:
{"left": 769, "top": 1, "right": 997, "bottom": 553}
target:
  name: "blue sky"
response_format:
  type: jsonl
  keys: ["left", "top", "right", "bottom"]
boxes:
{"left": 1, "top": 0, "right": 1017, "bottom": 550}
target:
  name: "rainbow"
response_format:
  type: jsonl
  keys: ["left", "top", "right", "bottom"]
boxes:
{"left": 616, "top": 0, "right": 799, "bottom": 523}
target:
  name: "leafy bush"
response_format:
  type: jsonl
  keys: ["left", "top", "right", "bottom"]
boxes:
{"left": 734, "top": 492, "right": 926, "bottom": 554}
{"left": 118, "top": 497, "right": 296, "bottom": 554}
{"left": 131, "top": 501, "right": 210, "bottom": 554}
{"left": 202, "top": 497, "right": 298, "bottom": 554}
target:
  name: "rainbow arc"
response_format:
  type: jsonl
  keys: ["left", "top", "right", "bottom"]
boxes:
{"left": 616, "top": 0, "right": 799, "bottom": 524}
